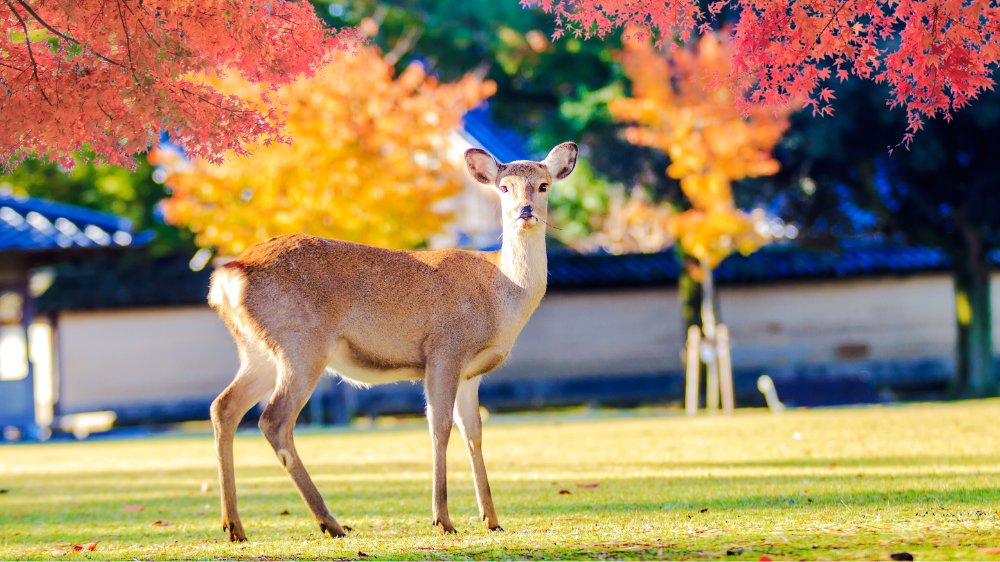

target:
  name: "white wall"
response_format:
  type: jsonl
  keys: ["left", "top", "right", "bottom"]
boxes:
{"left": 58, "top": 306, "right": 238, "bottom": 412}
{"left": 493, "top": 273, "right": 962, "bottom": 379}
{"left": 495, "top": 289, "right": 683, "bottom": 380}
{"left": 720, "top": 275, "right": 957, "bottom": 368}
{"left": 54, "top": 272, "right": 985, "bottom": 410}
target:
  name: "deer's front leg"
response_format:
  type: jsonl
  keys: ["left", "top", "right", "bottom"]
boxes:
{"left": 425, "top": 359, "right": 461, "bottom": 534}
{"left": 454, "top": 376, "right": 502, "bottom": 531}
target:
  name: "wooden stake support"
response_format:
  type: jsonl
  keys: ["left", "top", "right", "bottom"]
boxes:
{"left": 685, "top": 325, "right": 701, "bottom": 416}
{"left": 684, "top": 323, "right": 734, "bottom": 415}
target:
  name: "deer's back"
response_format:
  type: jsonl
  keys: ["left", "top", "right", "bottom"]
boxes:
{"left": 211, "top": 234, "right": 509, "bottom": 377}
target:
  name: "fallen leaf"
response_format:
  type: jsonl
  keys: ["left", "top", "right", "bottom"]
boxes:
{"left": 200, "top": 482, "right": 210, "bottom": 493}
{"left": 0, "top": 488, "right": 8, "bottom": 493}
{"left": 50, "top": 550, "right": 68, "bottom": 556}
{"left": 890, "top": 553, "right": 914, "bottom": 561}
{"left": 358, "top": 551, "right": 371, "bottom": 557}
{"left": 279, "top": 509, "right": 290, "bottom": 516}
{"left": 342, "top": 525, "right": 353, "bottom": 532}
{"left": 979, "top": 547, "right": 1000, "bottom": 554}
{"left": 372, "top": 525, "right": 386, "bottom": 530}
{"left": 759, "top": 558, "right": 772, "bottom": 562}
{"left": 726, "top": 546, "right": 744, "bottom": 555}
{"left": 558, "top": 490, "right": 571, "bottom": 495}
{"left": 575, "top": 482, "right": 600, "bottom": 488}
{"left": 700, "top": 508, "right": 709, "bottom": 513}
{"left": 73, "top": 542, "right": 98, "bottom": 552}
{"left": 122, "top": 504, "right": 144, "bottom": 511}
{"left": 151, "top": 520, "right": 171, "bottom": 527}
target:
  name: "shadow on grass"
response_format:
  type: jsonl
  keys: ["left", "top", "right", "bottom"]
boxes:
{"left": 4, "top": 447, "right": 1000, "bottom": 561}
{"left": 5, "top": 457, "right": 999, "bottom": 521}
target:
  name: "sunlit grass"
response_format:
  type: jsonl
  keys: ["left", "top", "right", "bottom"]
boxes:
{"left": 4, "top": 400, "right": 1000, "bottom": 560}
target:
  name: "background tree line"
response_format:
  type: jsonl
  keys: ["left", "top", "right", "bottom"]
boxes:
{"left": 3, "top": 0, "right": 998, "bottom": 397}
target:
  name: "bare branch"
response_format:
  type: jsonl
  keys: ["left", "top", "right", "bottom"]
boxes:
{"left": 13, "top": 0, "right": 126, "bottom": 68}
{"left": 115, "top": 0, "right": 135, "bottom": 71}
{"left": 3, "top": 0, "right": 52, "bottom": 105}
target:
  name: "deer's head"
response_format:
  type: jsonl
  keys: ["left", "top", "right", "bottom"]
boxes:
{"left": 465, "top": 142, "right": 578, "bottom": 233}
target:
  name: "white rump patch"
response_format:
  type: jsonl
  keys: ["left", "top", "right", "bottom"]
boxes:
{"left": 210, "top": 269, "right": 245, "bottom": 308}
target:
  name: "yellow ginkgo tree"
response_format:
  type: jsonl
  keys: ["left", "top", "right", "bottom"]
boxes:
{"left": 609, "top": 30, "right": 793, "bottom": 413}
{"left": 153, "top": 45, "right": 496, "bottom": 256}
{"left": 609, "top": 30, "right": 790, "bottom": 269}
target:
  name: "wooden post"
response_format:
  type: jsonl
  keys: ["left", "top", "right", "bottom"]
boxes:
{"left": 717, "top": 324, "right": 734, "bottom": 414}
{"left": 700, "top": 261, "right": 719, "bottom": 412}
{"left": 705, "top": 351, "right": 720, "bottom": 412}
{"left": 685, "top": 325, "right": 701, "bottom": 416}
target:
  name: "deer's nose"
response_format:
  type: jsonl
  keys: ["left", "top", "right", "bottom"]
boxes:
{"left": 517, "top": 205, "right": 534, "bottom": 219}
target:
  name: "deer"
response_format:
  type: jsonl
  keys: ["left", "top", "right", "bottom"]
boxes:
{"left": 207, "top": 142, "right": 579, "bottom": 542}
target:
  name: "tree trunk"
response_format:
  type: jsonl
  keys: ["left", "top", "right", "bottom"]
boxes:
{"left": 677, "top": 249, "right": 705, "bottom": 407}
{"left": 676, "top": 248, "right": 724, "bottom": 407}
{"left": 949, "top": 228, "right": 996, "bottom": 398}
{"left": 678, "top": 251, "right": 703, "bottom": 334}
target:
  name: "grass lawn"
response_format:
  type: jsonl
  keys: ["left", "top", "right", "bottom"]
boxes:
{"left": 3, "top": 400, "right": 1000, "bottom": 560}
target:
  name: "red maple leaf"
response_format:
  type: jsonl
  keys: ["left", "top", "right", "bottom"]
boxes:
{"left": 525, "top": 0, "right": 1000, "bottom": 141}
{"left": 0, "top": 0, "right": 362, "bottom": 171}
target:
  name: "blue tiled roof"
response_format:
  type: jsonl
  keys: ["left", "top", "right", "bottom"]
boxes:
{"left": 461, "top": 105, "right": 533, "bottom": 163}
{"left": 547, "top": 243, "right": 960, "bottom": 289}
{"left": 34, "top": 242, "right": 974, "bottom": 312}
{"left": 0, "top": 193, "right": 152, "bottom": 253}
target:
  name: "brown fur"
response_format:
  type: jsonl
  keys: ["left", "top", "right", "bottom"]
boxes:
{"left": 208, "top": 142, "right": 578, "bottom": 541}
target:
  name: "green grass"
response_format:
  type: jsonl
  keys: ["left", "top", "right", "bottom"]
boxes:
{"left": 4, "top": 401, "right": 1000, "bottom": 560}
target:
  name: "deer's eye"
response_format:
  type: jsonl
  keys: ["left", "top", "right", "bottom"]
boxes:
{"left": 539, "top": 183, "right": 549, "bottom": 192}
{"left": 499, "top": 184, "right": 508, "bottom": 193}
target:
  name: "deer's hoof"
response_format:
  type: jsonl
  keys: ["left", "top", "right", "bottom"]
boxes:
{"left": 432, "top": 519, "right": 458, "bottom": 534}
{"left": 224, "top": 520, "right": 247, "bottom": 542}
{"left": 319, "top": 522, "right": 348, "bottom": 538}
{"left": 489, "top": 525, "right": 505, "bottom": 532}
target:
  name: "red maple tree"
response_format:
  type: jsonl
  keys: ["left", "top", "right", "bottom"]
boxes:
{"left": 523, "top": 0, "right": 1000, "bottom": 144}
{"left": 1, "top": 0, "right": 359, "bottom": 170}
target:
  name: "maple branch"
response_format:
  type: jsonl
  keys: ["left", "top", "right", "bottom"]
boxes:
{"left": 115, "top": 0, "right": 136, "bottom": 72}
{"left": 13, "top": 0, "right": 126, "bottom": 69}
{"left": 814, "top": 0, "right": 853, "bottom": 45}
{"left": 4, "top": 0, "right": 51, "bottom": 104}
{"left": 95, "top": 99, "right": 114, "bottom": 121}
{"left": 127, "top": 1, "right": 166, "bottom": 54}
{"left": 176, "top": 86, "right": 259, "bottom": 116}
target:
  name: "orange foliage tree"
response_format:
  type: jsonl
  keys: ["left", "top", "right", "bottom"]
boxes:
{"left": 608, "top": 31, "right": 791, "bottom": 269}
{"left": 153, "top": 46, "right": 495, "bottom": 256}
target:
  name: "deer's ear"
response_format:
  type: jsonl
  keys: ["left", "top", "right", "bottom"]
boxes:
{"left": 544, "top": 142, "right": 579, "bottom": 180}
{"left": 465, "top": 148, "right": 500, "bottom": 185}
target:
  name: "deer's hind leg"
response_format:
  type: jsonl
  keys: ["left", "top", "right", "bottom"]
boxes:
{"left": 259, "top": 345, "right": 348, "bottom": 538}
{"left": 211, "top": 340, "right": 278, "bottom": 542}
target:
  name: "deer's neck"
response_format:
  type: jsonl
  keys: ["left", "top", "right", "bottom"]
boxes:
{"left": 497, "top": 227, "right": 548, "bottom": 308}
